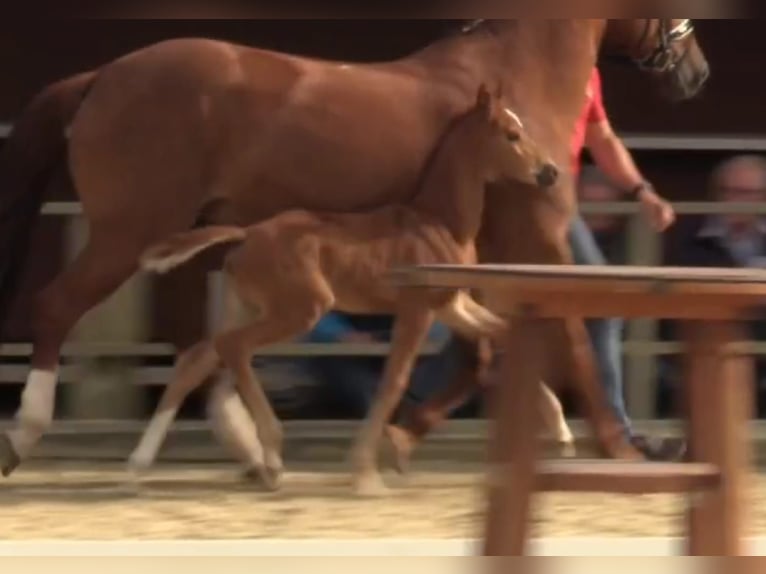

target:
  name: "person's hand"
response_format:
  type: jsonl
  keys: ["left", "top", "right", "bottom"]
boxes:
{"left": 638, "top": 186, "right": 676, "bottom": 232}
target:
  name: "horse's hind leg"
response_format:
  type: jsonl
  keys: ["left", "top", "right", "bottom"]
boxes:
{"left": 1, "top": 230, "right": 140, "bottom": 476}
{"left": 555, "top": 317, "right": 643, "bottom": 460}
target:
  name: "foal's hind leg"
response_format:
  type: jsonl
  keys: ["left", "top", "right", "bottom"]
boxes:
{"left": 214, "top": 294, "right": 332, "bottom": 490}
{"left": 128, "top": 341, "right": 220, "bottom": 475}
{"left": 207, "top": 376, "right": 273, "bottom": 487}
{"left": 1, "top": 230, "right": 141, "bottom": 476}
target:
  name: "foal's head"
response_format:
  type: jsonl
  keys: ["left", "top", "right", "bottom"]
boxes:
{"left": 472, "top": 85, "right": 559, "bottom": 190}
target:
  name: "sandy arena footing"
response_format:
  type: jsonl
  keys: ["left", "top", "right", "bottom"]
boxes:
{"left": 0, "top": 461, "right": 765, "bottom": 541}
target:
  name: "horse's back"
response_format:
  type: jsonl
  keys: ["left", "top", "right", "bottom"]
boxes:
{"left": 67, "top": 35, "right": 456, "bottom": 226}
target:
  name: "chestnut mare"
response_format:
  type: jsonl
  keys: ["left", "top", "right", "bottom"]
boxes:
{"left": 0, "top": 20, "right": 709, "bottom": 478}
{"left": 128, "top": 85, "right": 562, "bottom": 494}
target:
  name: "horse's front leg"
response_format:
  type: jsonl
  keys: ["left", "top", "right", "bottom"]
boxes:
{"left": 351, "top": 293, "right": 435, "bottom": 497}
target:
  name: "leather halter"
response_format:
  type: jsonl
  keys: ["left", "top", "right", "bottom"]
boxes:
{"left": 636, "top": 19, "right": 695, "bottom": 72}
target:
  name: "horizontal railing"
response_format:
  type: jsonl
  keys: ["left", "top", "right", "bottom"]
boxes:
{"left": 3, "top": 200, "right": 766, "bottom": 362}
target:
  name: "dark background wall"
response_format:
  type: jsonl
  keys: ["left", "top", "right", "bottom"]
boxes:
{"left": 0, "top": 19, "right": 761, "bottom": 346}
{"left": 0, "top": 20, "right": 760, "bottom": 132}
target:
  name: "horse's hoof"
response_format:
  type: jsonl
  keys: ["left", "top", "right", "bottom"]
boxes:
{"left": 0, "top": 434, "right": 21, "bottom": 478}
{"left": 243, "top": 464, "right": 284, "bottom": 492}
{"left": 383, "top": 425, "right": 416, "bottom": 475}
{"left": 353, "top": 472, "right": 388, "bottom": 498}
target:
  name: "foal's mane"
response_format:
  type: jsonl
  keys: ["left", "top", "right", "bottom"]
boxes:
{"left": 404, "top": 100, "right": 485, "bottom": 209}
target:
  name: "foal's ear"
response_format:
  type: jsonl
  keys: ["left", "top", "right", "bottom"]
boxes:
{"left": 476, "top": 84, "right": 493, "bottom": 114}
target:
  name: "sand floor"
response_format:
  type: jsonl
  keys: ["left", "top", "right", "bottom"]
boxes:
{"left": 0, "top": 462, "right": 764, "bottom": 540}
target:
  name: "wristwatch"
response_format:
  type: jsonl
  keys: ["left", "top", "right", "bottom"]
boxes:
{"left": 629, "top": 181, "right": 653, "bottom": 197}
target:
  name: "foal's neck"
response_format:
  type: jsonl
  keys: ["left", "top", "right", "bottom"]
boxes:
{"left": 409, "top": 114, "right": 492, "bottom": 245}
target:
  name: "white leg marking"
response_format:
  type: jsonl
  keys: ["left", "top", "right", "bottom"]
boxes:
{"left": 207, "top": 379, "right": 266, "bottom": 470}
{"left": 9, "top": 368, "right": 59, "bottom": 458}
{"left": 539, "top": 382, "right": 575, "bottom": 457}
{"left": 128, "top": 408, "right": 179, "bottom": 473}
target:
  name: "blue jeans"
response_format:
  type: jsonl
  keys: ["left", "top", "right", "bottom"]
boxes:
{"left": 308, "top": 336, "right": 472, "bottom": 420}
{"left": 568, "top": 215, "right": 633, "bottom": 438}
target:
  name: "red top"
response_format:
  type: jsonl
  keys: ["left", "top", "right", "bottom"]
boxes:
{"left": 570, "top": 67, "right": 607, "bottom": 179}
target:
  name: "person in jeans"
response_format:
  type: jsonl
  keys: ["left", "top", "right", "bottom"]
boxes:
{"left": 571, "top": 66, "right": 682, "bottom": 460}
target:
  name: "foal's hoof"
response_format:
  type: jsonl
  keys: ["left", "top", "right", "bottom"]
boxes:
{"left": 383, "top": 425, "right": 416, "bottom": 475}
{"left": 604, "top": 441, "right": 645, "bottom": 462}
{"left": 126, "top": 453, "right": 153, "bottom": 479}
{"left": 352, "top": 472, "right": 388, "bottom": 498}
{"left": 0, "top": 434, "right": 21, "bottom": 478}
{"left": 243, "top": 464, "right": 284, "bottom": 492}
{"left": 557, "top": 441, "right": 577, "bottom": 459}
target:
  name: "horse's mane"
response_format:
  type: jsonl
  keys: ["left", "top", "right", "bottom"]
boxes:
{"left": 451, "top": 19, "right": 509, "bottom": 38}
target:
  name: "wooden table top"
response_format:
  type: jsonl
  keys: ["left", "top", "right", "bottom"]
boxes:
{"left": 391, "top": 264, "right": 766, "bottom": 286}
{"left": 390, "top": 264, "right": 766, "bottom": 319}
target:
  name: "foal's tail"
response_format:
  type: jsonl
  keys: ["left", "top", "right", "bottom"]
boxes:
{"left": 0, "top": 71, "right": 97, "bottom": 332}
{"left": 140, "top": 226, "right": 247, "bottom": 274}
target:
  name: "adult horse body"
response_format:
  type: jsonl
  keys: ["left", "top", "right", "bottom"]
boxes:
{"left": 0, "top": 20, "right": 709, "bottom": 477}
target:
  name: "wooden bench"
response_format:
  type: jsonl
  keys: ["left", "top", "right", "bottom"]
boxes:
{"left": 392, "top": 263, "right": 766, "bottom": 557}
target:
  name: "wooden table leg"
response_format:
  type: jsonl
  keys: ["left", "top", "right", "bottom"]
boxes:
{"left": 482, "top": 315, "right": 549, "bottom": 557}
{"left": 682, "top": 320, "right": 754, "bottom": 556}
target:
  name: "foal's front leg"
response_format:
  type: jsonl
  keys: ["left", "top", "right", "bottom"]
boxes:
{"left": 538, "top": 382, "right": 576, "bottom": 458}
{"left": 352, "top": 294, "right": 435, "bottom": 496}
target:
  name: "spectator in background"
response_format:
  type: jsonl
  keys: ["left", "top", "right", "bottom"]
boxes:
{"left": 659, "top": 155, "right": 766, "bottom": 417}
{"left": 679, "top": 155, "right": 766, "bottom": 269}
{"left": 304, "top": 312, "right": 474, "bottom": 420}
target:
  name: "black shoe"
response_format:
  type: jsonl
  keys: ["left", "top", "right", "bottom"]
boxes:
{"left": 630, "top": 435, "right": 687, "bottom": 462}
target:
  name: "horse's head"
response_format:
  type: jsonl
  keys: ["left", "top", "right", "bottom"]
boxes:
{"left": 604, "top": 19, "right": 710, "bottom": 101}
{"left": 473, "top": 84, "right": 559, "bottom": 190}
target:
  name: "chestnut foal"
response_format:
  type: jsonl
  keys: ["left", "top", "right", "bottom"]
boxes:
{"left": 130, "top": 85, "right": 564, "bottom": 494}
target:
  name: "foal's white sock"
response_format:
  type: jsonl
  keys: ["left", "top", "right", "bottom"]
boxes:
{"left": 207, "top": 380, "right": 266, "bottom": 469}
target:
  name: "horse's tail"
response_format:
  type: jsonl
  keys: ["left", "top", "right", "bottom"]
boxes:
{"left": 140, "top": 226, "right": 248, "bottom": 275}
{"left": 0, "top": 71, "right": 98, "bottom": 332}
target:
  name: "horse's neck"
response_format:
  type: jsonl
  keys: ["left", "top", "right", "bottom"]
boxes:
{"left": 410, "top": 20, "right": 602, "bottom": 138}
{"left": 409, "top": 119, "right": 488, "bottom": 245}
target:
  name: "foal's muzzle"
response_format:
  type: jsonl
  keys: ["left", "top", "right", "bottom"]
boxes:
{"left": 536, "top": 163, "right": 559, "bottom": 188}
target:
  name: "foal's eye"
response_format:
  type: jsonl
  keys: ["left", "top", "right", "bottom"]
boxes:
{"left": 506, "top": 133, "right": 521, "bottom": 142}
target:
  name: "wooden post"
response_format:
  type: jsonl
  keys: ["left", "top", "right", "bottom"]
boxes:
{"left": 623, "top": 213, "right": 662, "bottom": 420}
{"left": 682, "top": 320, "right": 754, "bottom": 556}
{"left": 483, "top": 314, "right": 549, "bottom": 557}
{"left": 61, "top": 216, "right": 147, "bottom": 420}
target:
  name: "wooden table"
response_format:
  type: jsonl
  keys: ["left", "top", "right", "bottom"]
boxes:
{"left": 391, "top": 264, "right": 766, "bottom": 557}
